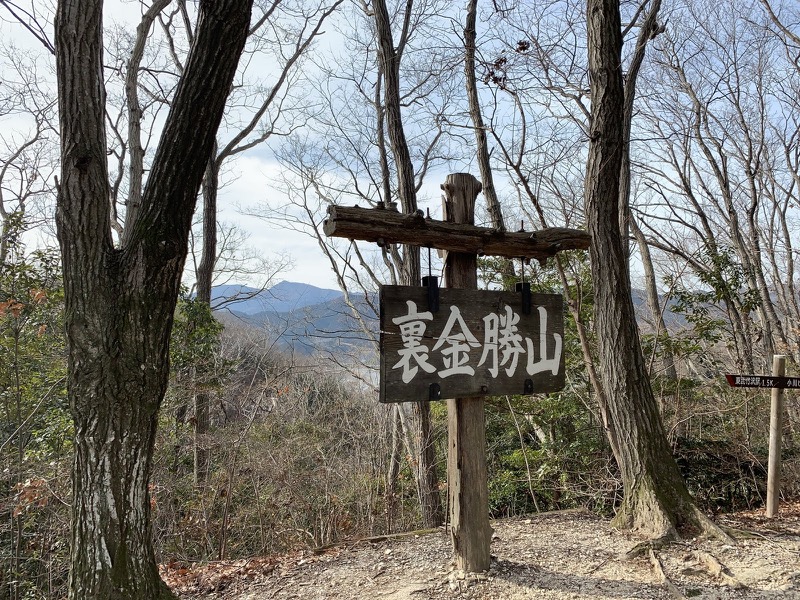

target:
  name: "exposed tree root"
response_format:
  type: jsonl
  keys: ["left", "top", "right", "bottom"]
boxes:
{"left": 648, "top": 548, "right": 685, "bottom": 599}
{"left": 626, "top": 533, "right": 676, "bottom": 560}
{"left": 721, "top": 525, "right": 758, "bottom": 539}
{"left": 690, "top": 507, "right": 736, "bottom": 544}
{"left": 626, "top": 507, "right": 735, "bottom": 560}
{"left": 695, "top": 550, "right": 745, "bottom": 589}
{"left": 720, "top": 525, "right": 773, "bottom": 540}
{"left": 626, "top": 507, "right": 744, "bottom": 599}
{"left": 622, "top": 498, "right": 736, "bottom": 562}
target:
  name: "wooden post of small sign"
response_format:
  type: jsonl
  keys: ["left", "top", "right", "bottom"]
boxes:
{"left": 767, "top": 354, "right": 786, "bottom": 518}
{"left": 442, "top": 173, "right": 492, "bottom": 572}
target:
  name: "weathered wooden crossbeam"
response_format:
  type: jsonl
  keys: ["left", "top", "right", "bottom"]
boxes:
{"left": 323, "top": 205, "right": 590, "bottom": 261}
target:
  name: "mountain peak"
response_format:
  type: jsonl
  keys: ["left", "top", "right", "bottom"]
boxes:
{"left": 210, "top": 281, "right": 342, "bottom": 315}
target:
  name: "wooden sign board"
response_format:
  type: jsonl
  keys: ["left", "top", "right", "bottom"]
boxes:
{"left": 380, "top": 286, "right": 564, "bottom": 403}
{"left": 725, "top": 374, "right": 800, "bottom": 389}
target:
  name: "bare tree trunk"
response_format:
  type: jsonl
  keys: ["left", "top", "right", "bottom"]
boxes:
{"left": 372, "top": 0, "right": 442, "bottom": 527}
{"left": 630, "top": 215, "right": 677, "bottom": 382}
{"left": 193, "top": 150, "right": 219, "bottom": 487}
{"left": 618, "top": 0, "right": 661, "bottom": 252}
{"left": 0, "top": 218, "right": 10, "bottom": 266}
{"left": 618, "top": 0, "right": 675, "bottom": 385}
{"left": 464, "top": 0, "right": 503, "bottom": 232}
{"left": 584, "top": 0, "right": 714, "bottom": 539}
{"left": 55, "top": 1, "right": 252, "bottom": 597}
{"left": 413, "top": 401, "right": 442, "bottom": 527}
{"left": 464, "top": 0, "right": 515, "bottom": 285}
{"left": 120, "top": 0, "right": 171, "bottom": 245}
{"left": 385, "top": 404, "right": 403, "bottom": 532}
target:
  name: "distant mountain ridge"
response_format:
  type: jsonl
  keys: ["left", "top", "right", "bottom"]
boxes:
{"left": 210, "top": 281, "right": 343, "bottom": 315}
{"left": 211, "top": 281, "right": 375, "bottom": 355}
{"left": 211, "top": 281, "right": 687, "bottom": 355}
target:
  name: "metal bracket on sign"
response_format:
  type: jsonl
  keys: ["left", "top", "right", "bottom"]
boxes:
{"left": 422, "top": 275, "right": 439, "bottom": 313}
{"left": 523, "top": 379, "right": 534, "bottom": 394}
{"left": 429, "top": 382, "right": 442, "bottom": 401}
{"left": 516, "top": 281, "right": 531, "bottom": 315}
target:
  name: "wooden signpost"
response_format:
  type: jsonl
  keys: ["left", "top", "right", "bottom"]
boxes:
{"left": 724, "top": 373, "right": 800, "bottom": 390}
{"left": 380, "top": 286, "right": 565, "bottom": 403}
{"left": 324, "top": 204, "right": 590, "bottom": 260}
{"left": 725, "top": 355, "right": 788, "bottom": 518}
{"left": 324, "top": 173, "right": 589, "bottom": 572}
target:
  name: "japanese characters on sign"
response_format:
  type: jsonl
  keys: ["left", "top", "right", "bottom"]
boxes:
{"left": 380, "top": 286, "right": 565, "bottom": 403}
{"left": 724, "top": 374, "right": 800, "bottom": 389}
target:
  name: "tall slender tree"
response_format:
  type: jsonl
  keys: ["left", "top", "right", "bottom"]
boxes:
{"left": 584, "top": 0, "right": 725, "bottom": 539}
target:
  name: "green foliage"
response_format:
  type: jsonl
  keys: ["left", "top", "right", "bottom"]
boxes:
{"left": 485, "top": 393, "right": 615, "bottom": 517}
{"left": 0, "top": 220, "right": 70, "bottom": 600}
{"left": 479, "top": 252, "right": 619, "bottom": 517}
{"left": 165, "top": 293, "right": 232, "bottom": 444}
{"left": 675, "top": 437, "right": 766, "bottom": 513}
{"left": 477, "top": 256, "right": 518, "bottom": 291}
{"left": 170, "top": 294, "right": 225, "bottom": 380}
{"left": 666, "top": 244, "right": 758, "bottom": 347}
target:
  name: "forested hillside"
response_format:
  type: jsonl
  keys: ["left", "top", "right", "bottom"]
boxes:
{"left": 2, "top": 1, "right": 800, "bottom": 599}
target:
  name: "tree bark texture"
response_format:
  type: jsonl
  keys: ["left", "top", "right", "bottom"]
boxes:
{"left": 464, "top": 0, "right": 518, "bottom": 285}
{"left": 372, "top": 0, "right": 415, "bottom": 215}
{"left": 584, "top": 0, "right": 697, "bottom": 538}
{"left": 385, "top": 404, "right": 403, "bottom": 532}
{"left": 443, "top": 173, "right": 492, "bottom": 572}
{"left": 55, "top": 1, "right": 252, "bottom": 598}
{"left": 120, "top": 0, "right": 172, "bottom": 245}
{"left": 464, "top": 0, "right": 504, "bottom": 232}
{"left": 372, "top": 0, "right": 420, "bottom": 286}
{"left": 618, "top": 0, "right": 661, "bottom": 249}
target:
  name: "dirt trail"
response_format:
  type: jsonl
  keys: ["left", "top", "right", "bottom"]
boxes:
{"left": 165, "top": 505, "right": 800, "bottom": 599}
